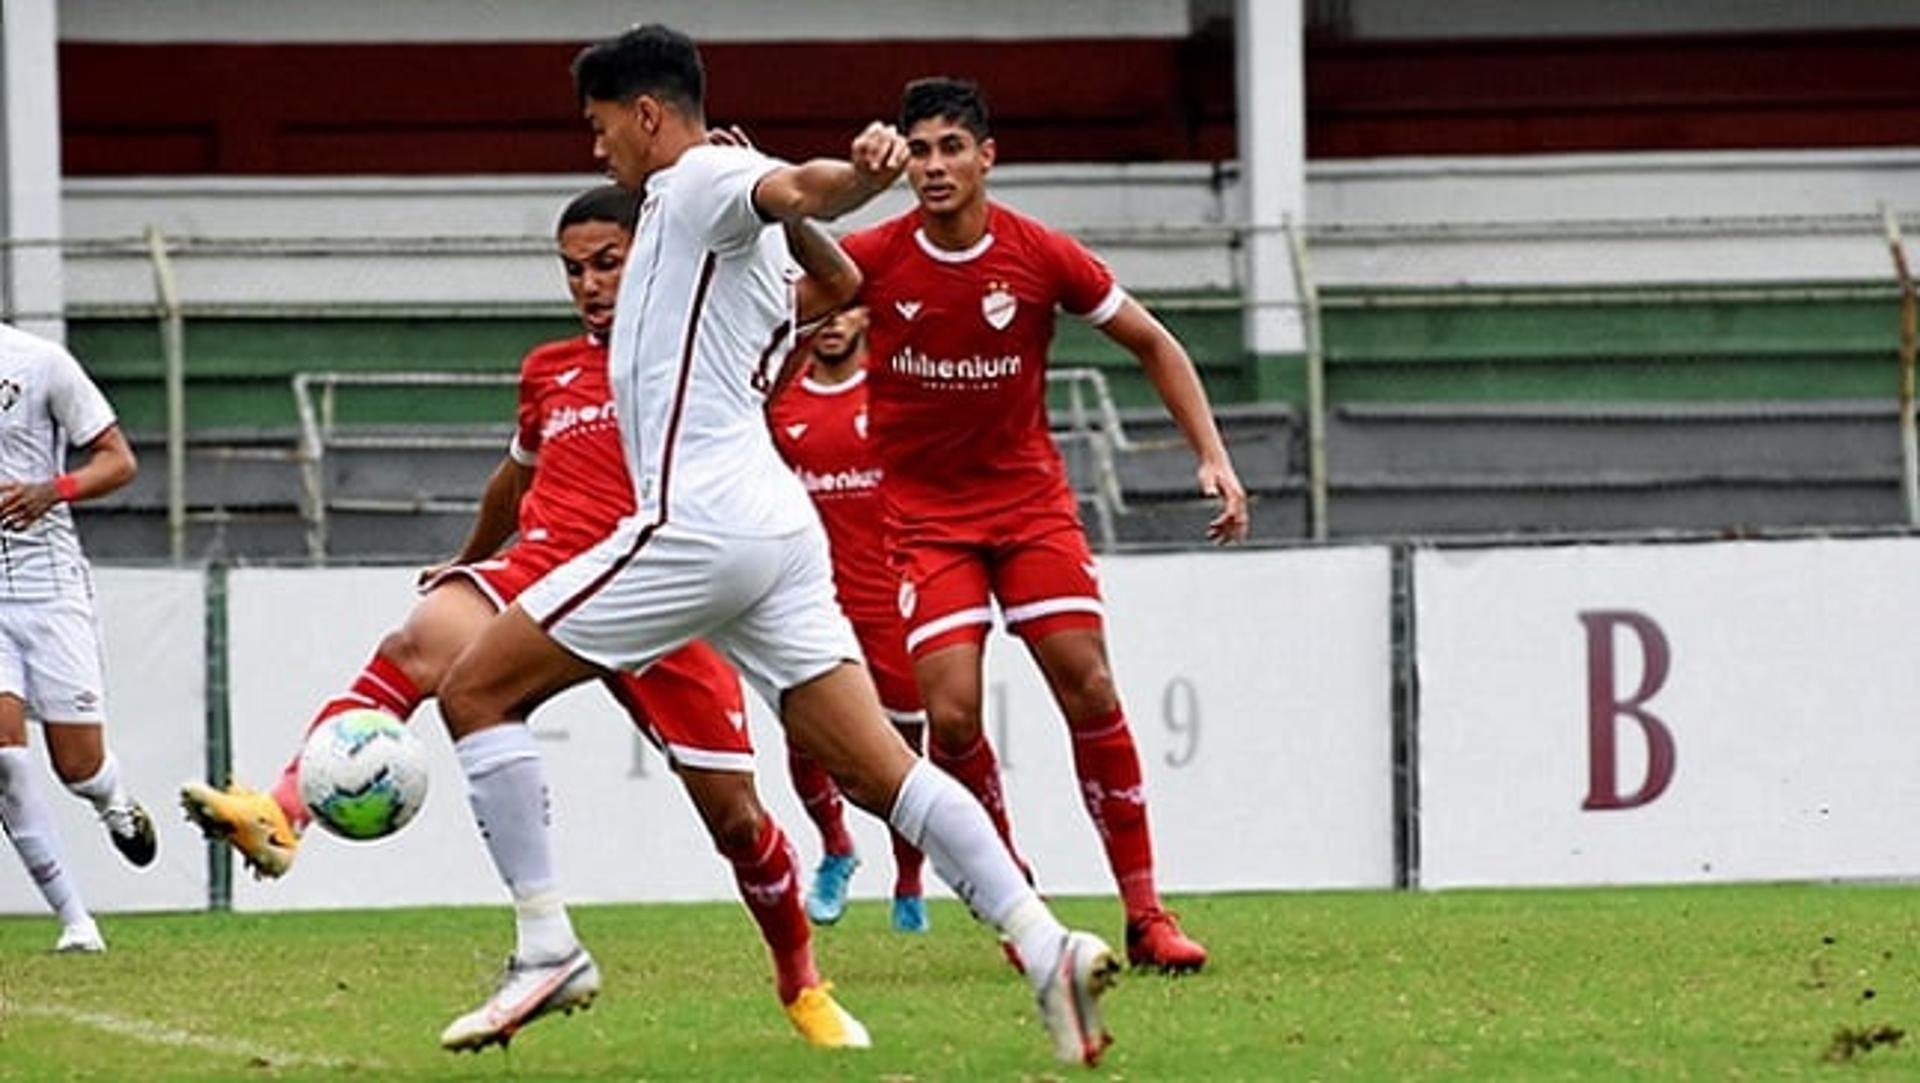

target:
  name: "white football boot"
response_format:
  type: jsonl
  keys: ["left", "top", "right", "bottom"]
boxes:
{"left": 440, "top": 948, "right": 600, "bottom": 1052}
{"left": 1034, "top": 930, "right": 1120, "bottom": 1066}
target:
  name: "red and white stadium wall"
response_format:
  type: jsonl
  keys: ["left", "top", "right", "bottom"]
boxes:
{"left": 14, "top": 536, "right": 1920, "bottom": 915}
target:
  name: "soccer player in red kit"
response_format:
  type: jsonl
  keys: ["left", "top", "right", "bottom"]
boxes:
{"left": 769, "top": 305, "right": 931, "bottom": 934}
{"left": 841, "top": 77, "right": 1251, "bottom": 973}
{"left": 182, "top": 185, "right": 867, "bottom": 1047}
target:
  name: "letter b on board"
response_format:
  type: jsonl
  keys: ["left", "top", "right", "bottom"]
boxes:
{"left": 1578, "top": 610, "right": 1676, "bottom": 811}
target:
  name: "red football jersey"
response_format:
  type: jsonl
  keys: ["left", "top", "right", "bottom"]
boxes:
{"left": 768, "top": 369, "right": 894, "bottom": 620}
{"left": 843, "top": 202, "right": 1125, "bottom": 526}
{"left": 510, "top": 335, "right": 635, "bottom": 554}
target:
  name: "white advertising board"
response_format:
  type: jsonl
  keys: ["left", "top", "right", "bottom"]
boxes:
{"left": 0, "top": 569, "right": 208, "bottom": 917}
{"left": 1416, "top": 537, "right": 1920, "bottom": 888}
{"left": 225, "top": 548, "right": 1393, "bottom": 912}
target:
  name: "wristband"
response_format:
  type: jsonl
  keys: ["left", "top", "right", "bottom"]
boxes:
{"left": 52, "top": 474, "right": 80, "bottom": 503}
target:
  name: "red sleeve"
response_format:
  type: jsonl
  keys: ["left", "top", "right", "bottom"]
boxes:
{"left": 841, "top": 224, "right": 887, "bottom": 280}
{"left": 1045, "top": 227, "right": 1121, "bottom": 322}
{"left": 512, "top": 354, "right": 543, "bottom": 462}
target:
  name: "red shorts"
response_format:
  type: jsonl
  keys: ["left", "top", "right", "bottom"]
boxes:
{"left": 846, "top": 607, "right": 924, "bottom": 721}
{"left": 423, "top": 539, "right": 754, "bottom": 772}
{"left": 887, "top": 502, "right": 1105, "bottom": 659}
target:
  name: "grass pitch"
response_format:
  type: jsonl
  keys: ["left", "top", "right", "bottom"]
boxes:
{"left": 2, "top": 884, "right": 1918, "bottom": 1080}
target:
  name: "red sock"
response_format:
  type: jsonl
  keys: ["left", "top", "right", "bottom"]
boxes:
{"left": 888, "top": 827, "right": 926, "bottom": 898}
{"left": 720, "top": 817, "right": 818, "bottom": 1005}
{"left": 786, "top": 747, "right": 854, "bottom": 856}
{"left": 270, "top": 653, "right": 425, "bottom": 829}
{"left": 1068, "top": 708, "right": 1162, "bottom": 920}
{"left": 930, "top": 733, "right": 1031, "bottom": 880}
{"left": 889, "top": 721, "right": 927, "bottom": 896}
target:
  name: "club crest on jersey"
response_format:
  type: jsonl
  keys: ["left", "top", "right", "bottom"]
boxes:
{"left": 895, "top": 299, "right": 923, "bottom": 321}
{"left": 981, "top": 281, "right": 1017, "bottom": 331}
{"left": 0, "top": 379, "right": 18, "bottom": 412}
{"left": 854, "top": 408, "right": 868, "bottom": 440}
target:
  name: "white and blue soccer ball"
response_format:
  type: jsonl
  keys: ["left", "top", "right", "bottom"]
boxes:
{"left": 297, "top": 708, "right": 429, "bottom": 841}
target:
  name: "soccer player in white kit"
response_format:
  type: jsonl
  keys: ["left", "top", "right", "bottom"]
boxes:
{"left": 0, "top": 322, "right": 159, "bottom": 953}
{"left": 432, "top": 25, "right": 1120, "bottom": 1067}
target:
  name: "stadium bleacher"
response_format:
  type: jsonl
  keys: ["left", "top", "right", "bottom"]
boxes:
{"left": 21, "top": 6, "right": 1920, "bottom": 558}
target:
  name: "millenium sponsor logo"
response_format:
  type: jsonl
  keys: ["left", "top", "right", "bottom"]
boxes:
{"left": 889, "top": 347, "right": 1022, "bottom": 383}
{"left": 542, "top": 400, "right": 617, "bottom": 441}
{"left": 798, "top": 466, "right": 882, "bottom": 495}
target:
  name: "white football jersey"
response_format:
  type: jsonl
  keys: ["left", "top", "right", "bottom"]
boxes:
{"left": 609, "top": 143, "right": 817, "bottom": 537}
{"left": 0, "top": 323, "right": 115, "bottom": 601}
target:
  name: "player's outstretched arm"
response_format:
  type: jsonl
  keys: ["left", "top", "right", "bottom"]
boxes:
{"left": 752, "top": 121, "right": 908, "bottom": 224}
{"left": 785, "top": 219, "right": 862, "bottom": 325}
{"left": 0, "top": 424, "right": 137, "bottom": 531}
{"left": 421, "top": 456, "right": 531, "bottom": 583}
{"left": 1099, "top": 298, "right": 1251, "bottom": 544}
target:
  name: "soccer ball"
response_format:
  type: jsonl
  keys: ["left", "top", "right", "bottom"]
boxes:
{"left": 297, "top": 708, "right": 429, "bottom": 841}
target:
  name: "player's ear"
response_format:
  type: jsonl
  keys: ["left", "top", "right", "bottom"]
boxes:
{"left": 634, "top": 94, "right": 663, "bottom": 135}
{"left": 979, "top": 136, "right": 997, "bottom": 172}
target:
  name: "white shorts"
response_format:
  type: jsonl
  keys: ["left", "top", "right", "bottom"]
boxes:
{"left": 519, "top": 517, "right": 864, "bottom": 709}
{"left": 0, "top": 592, "right": 108, "bottom": 724}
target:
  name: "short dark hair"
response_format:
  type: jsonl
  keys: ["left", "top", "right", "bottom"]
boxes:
{"left": 557, "top": 185, "right": 641, "bottom": 236}
{"left": 900, "top": 77, "right": 990, "bottom": 141}
{"left": 572, "top": 24, "right": 705, "bottom": 117}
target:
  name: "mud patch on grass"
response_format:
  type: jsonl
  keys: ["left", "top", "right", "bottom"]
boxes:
{"left": 1824, "top": 1023, "right": 1904, "bottom": 1062}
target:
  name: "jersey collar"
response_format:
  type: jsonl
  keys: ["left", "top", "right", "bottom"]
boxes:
{"left": 801, "top": 368, "right": 867, "bottom": 395}
{"left": 913, "top": 226, "right": 995, "bottom": 264}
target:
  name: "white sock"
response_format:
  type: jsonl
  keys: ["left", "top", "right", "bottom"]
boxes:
{"left": 66, "top": 749, "right": 130, "bottom": 814}
{"left": 0, "top": 747, "right": 91, "bottom": 927}
{"left": 454, "top": 724, "right": 578, "bottom": 963}
{"left": 889, "top": 759, "right": 1065, "bottom": 982}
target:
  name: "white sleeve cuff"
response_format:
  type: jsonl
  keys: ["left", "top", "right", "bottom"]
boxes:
{"left": 508, "top": 434, "right": 538, "bottom": 467}
{"left": 1076, "top": 284, "right": 1127, "bottom": 327}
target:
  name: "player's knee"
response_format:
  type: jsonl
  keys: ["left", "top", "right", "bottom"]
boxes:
{"left": 435, "top": 673, "right": 497, "bottom": 738}
{"left": 376, "top": 630, "right": 441, "bottom": 695}
{"left": 47, "top": 742, "right": 104, "bottom": 785}
{"left": 923, "top": 697, "right": 984, "bottom": 751}
{"left": 1052, "top": 656, "right": 1119, "bottom": 720}
{"left": 708, "top": 797, "right": 764, "bottom": 855}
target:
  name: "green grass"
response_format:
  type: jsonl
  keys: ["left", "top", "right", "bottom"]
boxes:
{"left": 3, "top": 885, "right": 1919, "bottom": 1080}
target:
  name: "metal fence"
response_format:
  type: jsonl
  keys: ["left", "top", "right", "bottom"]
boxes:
{"left": 5, "top": 211, "right": 1918, "bottom": 560}
{"left": 289, "top": 366, "right": 1141, "bottom": 561}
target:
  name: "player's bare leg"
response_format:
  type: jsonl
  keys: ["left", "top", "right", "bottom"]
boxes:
{"left": 1028, "top": 627, "right": 1206, "bottom": 974}
{"left": 44, "top": 719, "right": 156, "bottom": 869}
{"left": 183, "top": 581, "right": 491, "bottom": 879}
{"left": 678, "top": 765, "right": 869, "bottom": 1048}
{"left": 781, "top": 662, "right": 1120, "bottom": 1066}
{"left": 914, "top": 643, "right": 1031, "bottom": 877}
{"left": 437, "top": 604, "right": 603, "bottom": 1052}
{"left": 0, "top": 696, "right": 102, "bottom": 951}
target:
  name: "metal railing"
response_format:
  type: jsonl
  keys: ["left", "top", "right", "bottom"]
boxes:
{"left": 292, "top": 371, "right": 516, "bottom": 560}
{"left": 6, "top": 211, "right": 1915, "bottom": 555}
{"left": 290, "top": 367, "right": 1141, "bottom": 560}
